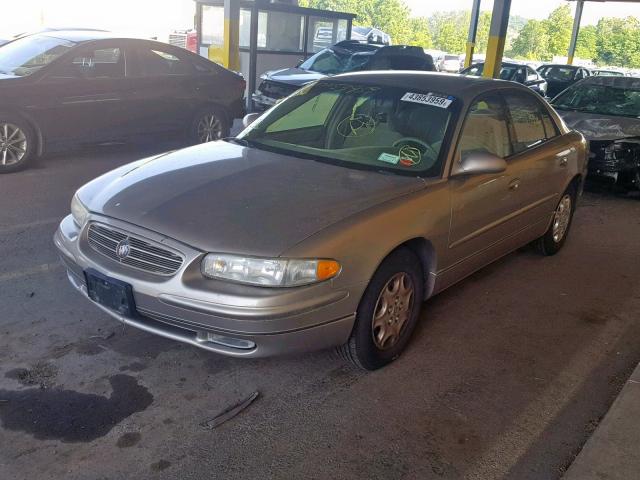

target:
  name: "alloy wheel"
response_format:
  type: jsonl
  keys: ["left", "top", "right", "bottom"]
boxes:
{"left": 196, "top": 114, "right": 223, "bottom": 143}
{"left": 371, "top": 272, "right": 415, "bottom": 350}
{"left": 0, "top": 123, "right": 27, "bottom": 166}
{"left": 552, "top": 194, "right": 572, "bottom": 243}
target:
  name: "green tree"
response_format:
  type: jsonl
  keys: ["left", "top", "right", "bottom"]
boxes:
{"left": 595, "top": 16, "right": 640, "bottom": 67}
{"left": 509, "top": 19, "right": 550, "bottom": 60}
{"left": 543, "top": 4, "right": 573, "bottom": 57}
{"left": 299, "top": 0, "right": 431, "bottom": 47}
{"left": 428, "top": 11, "right": 470, "bottom": 53}
{"left": 575, "top": 25, "right": 597, "bottom": 61}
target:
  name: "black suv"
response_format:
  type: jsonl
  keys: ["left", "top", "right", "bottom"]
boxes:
{"left": 252, "top": 41, "right": 435, "bottom": 110}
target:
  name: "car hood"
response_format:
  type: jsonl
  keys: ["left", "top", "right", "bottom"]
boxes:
{"left": 262, "top": 67, "right": 327, "bottom": 87}
{"left": 79, "top": 142, "right": 425, "bottom": 256}
{"left": 556, "top": 109, "right": 640, "bottom": 141}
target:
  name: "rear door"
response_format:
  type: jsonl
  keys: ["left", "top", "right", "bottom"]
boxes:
{"left": 501, "top": 90, "right": 567, "bottom": 229}
{"left": 127, "top": 42, "right": 199, "bottom": 136}
{"left": 37, "top": 41, "right": 136, "bottom": 145}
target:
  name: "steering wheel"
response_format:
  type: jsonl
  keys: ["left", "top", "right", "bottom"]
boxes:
{"left": 393, "top": 137, "right": 438, "bottom": 159}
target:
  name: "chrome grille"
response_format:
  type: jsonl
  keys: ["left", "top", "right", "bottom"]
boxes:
{"left": 87, "top": 223, "right": 183, "bottom": 276}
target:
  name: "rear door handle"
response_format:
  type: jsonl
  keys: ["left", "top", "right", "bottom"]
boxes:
{"left": 508, "top": 179, "right": 521, "bottom": 191}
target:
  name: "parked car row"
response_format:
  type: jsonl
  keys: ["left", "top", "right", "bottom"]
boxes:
{"left": 2, "top": 28, "right": 634, "bottom": 370}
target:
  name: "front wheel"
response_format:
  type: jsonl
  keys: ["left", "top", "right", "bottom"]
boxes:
{"left": 536, "top": 185, "right": 576, "bottom": 255}
{"left": 338, "top": 248, "right": 424, "bottom": 370}
{"left": 190, "top": 107, "right": 230, "bottom": 145}
{"left": 0, "top": 118, "right": 36, "bottom": 173}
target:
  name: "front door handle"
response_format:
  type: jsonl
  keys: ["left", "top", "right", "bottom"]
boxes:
{"left": 508, "top": 178, "right": 521, "bottom": 191}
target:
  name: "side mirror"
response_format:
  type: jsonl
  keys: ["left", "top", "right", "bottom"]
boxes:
{"left": 452, "top": 152, "right": 507, "bottom": 176}
{"left": 242, "top": 112, "right": 261, "bottom": 128}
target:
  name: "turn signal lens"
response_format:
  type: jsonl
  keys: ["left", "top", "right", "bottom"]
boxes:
{"left": 317, "top": 260, "right": 341, "bottom": 281}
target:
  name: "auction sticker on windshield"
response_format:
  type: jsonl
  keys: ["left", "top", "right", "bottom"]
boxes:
{"left": 401, "top": 92, "right": 454, "bottom": 109}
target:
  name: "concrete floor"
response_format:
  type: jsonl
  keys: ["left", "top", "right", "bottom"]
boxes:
{"left": 1, "top": 143, "right": 640, "bottom": 480}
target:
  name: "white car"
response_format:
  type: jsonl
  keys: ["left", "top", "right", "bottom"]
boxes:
{"left": 442, "top": 54, "right": 462, "bottom": 73}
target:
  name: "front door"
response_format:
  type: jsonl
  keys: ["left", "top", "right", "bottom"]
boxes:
{"left": 37, "top": 42, "right": 136, "bottom": 146}
{"left": 445, "top": 93, "right": 520, "bottom": 282}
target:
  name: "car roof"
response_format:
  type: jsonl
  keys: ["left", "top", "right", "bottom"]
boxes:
{"left": 540, "top": 64, "right": 581, "bottom": 69}
{"left": 31, "top": 29, "right": 116, "bottom": 42}
{"left": 470, "top": 61, "right": 522, "bottom": 68}
{"left": 581, "top": 76, "right": 640, "bottom": 88}
{"left": 327, "top": 71, "right": 531, "bottom": 101}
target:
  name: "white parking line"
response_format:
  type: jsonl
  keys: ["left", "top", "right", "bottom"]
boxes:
{"left": 0, "top": 217, "right": 61, "bottom": 236}
{"left": 0, "top": 263, "right": 63, "bottom": 282}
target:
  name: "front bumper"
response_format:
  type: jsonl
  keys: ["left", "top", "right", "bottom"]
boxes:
{"left": 251, "top": 92, "right": 278, "bottom": 111}
{"left": 54, "top": 214, "right": 359, "bottom": 358}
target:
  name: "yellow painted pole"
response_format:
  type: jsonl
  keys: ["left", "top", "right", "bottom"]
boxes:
{"left": 465, "top": 0, "right": 481, "bottom": 69}
{"left": 483, "top": 0, "right": 512, "bottom": 79}
{"left": 222, "top": 0, "right": 240, "bottom": 71}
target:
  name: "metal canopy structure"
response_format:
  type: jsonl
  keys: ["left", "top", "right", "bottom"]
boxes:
{"left": 194, "top": 0, "right": 355, "bottom": 110}
{"left": 464, "top": 0, "right": 640, "bottom": 78}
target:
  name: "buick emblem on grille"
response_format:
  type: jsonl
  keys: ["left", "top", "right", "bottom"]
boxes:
{"left": 115, "top": 239, "right": 131, "bottom": 259}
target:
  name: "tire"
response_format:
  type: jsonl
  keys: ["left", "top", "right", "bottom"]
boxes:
{"left": 190, "top": 106, "right": 230, "bottom": 145}
{"left": 338, "top": 247, "right": 424, "bottom": 371}
{"left": 0, "top": 116, "right": 36, "bottom": 173}
{"left": 536, "top": 184, "right": 576, "bottom": 256}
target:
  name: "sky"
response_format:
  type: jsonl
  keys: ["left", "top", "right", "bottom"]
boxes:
{"left": 3, "top": 0, "right": 640, "bottom": 40}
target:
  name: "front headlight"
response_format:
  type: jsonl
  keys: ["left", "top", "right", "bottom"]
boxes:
{"left": 70, "top": 193, "right": 89, "bottom": 228}
{"left": 201, "top": 254, "right": 341, "bottom": 287}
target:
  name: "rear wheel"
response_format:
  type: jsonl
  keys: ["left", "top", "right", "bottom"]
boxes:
{"left": 0, "top": 117, "right": 35, "bottom": 173}
{"left": 190, "top": 107, "right": 230, "bottom": 144}
{"left": 536, "top": 185, "right": 576, "bottom": 255}
{"left": 338, "top": 248, "right": 424, "bottom": 370}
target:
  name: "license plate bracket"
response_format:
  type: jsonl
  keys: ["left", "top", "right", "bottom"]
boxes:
{"left": 85, "top": 269, "right": 137, "bottom": 318}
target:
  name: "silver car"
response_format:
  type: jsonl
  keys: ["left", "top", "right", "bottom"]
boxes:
{"left": 55, "top": 72, "right": 587, "bottom": 370}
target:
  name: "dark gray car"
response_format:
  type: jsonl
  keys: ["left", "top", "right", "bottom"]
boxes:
{"left": 553, "top": 76, "right": 640, "bottom": 190}
{"left": 252, "top": 41, "right": 434, "bottom": 110}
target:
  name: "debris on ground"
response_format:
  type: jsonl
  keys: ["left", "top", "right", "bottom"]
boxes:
{"left": 6, "top": 362, "right": 58, "bottom": 389}
{"left": 89, "top": 332, "right": 115, "bottom": 341}
{"left": 200, "top": 391, "right": 259, "bottom": 430}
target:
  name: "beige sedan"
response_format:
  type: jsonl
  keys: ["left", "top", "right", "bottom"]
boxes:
{"left": 55, "top": 72, "right": 587, "bottom": 370}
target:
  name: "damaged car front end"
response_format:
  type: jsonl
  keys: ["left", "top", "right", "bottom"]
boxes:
{"left": 553, "top": 76, "right": 640, "bottom": 191}
{"left": 588, "top": 137, "right": 640, "bottom": 188}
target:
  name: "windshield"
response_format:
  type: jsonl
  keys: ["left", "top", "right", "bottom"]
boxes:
{"left": 444, "top": 55, "right": 459, "bottom": 62}
{"left": 539, "top": 66, "right": 577, "bottom": 81}
{"left": 0, "top": 35, "right": 75, "bottom": 77}
{"left": 553, "top": 83, "right": 640, "bottom": 118}
{"left": 237, "top": 81, "right": 455, "bottom": 176}
{"left": 299, "top": 47, "right": 371, "bottom": 75}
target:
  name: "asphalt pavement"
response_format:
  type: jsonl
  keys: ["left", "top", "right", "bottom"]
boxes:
{"left": 1, "top": 142, "right": 640, "bottom": 480}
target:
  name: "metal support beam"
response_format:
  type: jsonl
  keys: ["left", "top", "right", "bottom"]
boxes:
{"left": 222, "top": 0, "right": 240, "bottom": 71}
{"left": 483, "top": 0, "right": 512, "bottom": 79}
{"left": 465, "top": 0, "right": 482, "bottom": 69}
{"left": 567, "top": 0, "right": 584, "bottom": 65}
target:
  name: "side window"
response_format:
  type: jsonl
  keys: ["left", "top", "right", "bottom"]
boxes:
{"left": 526, "top": 66, "right": 538, "bottom": 81}
{"left": 55, "top": 46, "right": 125, "bottom": 79}
{"left": 458, "top": 94, "right": 511, "bottom": 160}
{"left": 504, "top": 92, "right": 556, "bottom": 153}
{"left": 138, "top": 47, "right": 192, "bottom": 76}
